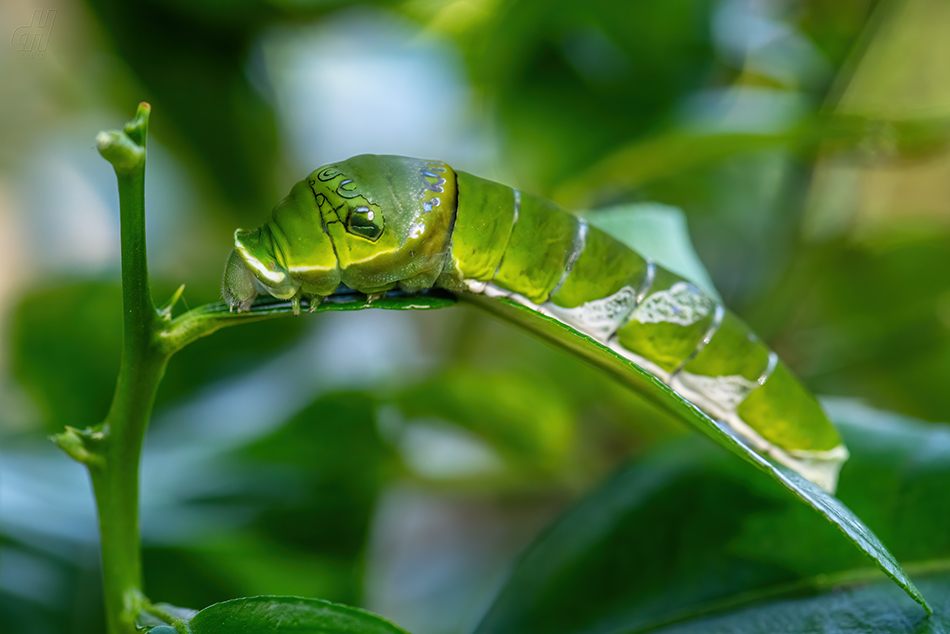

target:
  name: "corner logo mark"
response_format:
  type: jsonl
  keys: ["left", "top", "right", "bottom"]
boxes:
{"left": 11, "top": 10, "right": 56, "bottom": 59}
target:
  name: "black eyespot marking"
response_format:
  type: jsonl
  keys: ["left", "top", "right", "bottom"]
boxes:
{"left": 346, "top": 206, "right": 383, "bottom": 241}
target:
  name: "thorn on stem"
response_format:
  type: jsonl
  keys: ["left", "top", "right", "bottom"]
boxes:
{"left": 158, "top": 284, "right": 186, "bottom": 320}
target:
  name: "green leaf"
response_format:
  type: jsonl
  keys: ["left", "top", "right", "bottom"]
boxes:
{"left": 189, "top": 596, "right": 409, "bottom": 634}
{"left": 143, "top": 392, "right": 400, "bottom": 607}
{"left": 162, "top": 291, "right": 456, "bottom": 353}
{"left": 474, "top": 400, "right": 946, "bottom": 634}
{"left": 559, "top": 130, "right": 798, "bottom": 209}
{"left": 584, "top": 203, "right": 721, "bottom": 300}
{"left": 462, "top": 293, "right": 929, "bottom": 612}
{"left": 752, "top": 236, "right": 950, "bottom": 424}
{"left": 447, "top": 1, "right": 718, "bottom": 191}
{"left": 9, "top": 283, "right": 122, "bottom": 433}
{"left": 388, "top": 367, "right": 576, "bottom": 475}
{"left": 85, "top": 0, "right": 282, "bottom": 224}
{"left": 645, "top": 576, "right": 950, "bottom": 634}
{"left": 239, "top": 392, "right": 399, "bottom": 559}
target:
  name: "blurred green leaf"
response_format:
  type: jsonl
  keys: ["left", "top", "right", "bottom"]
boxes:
{"left": 240, "top": 391, "right": 399, "bottom": 555}
{"left": 833, "top": 0, "right": 950, "bottom": 121}
{"left": 450, "top": 0, "right": 719, "bottom": 191}
{"left": 389, "top": 367, "right": 575, "bottom": 475}
{"left": 474, "top": 401, "right": 947, "bottom": 634}
{"left": 10, "top": 283, "right": 122, "bottom": 433}
{"left": 438, "top": 303, "right": 685, "bottom": 481}
{"left": 555, "top": 116, "right": 950, "bottom": 210}
{"left": 83, "top": 0, "right": 281, "bottom": 223}
{"left": 0, "top": 535, "right": 105, "bottom": 634}
{"left": 145, "top": 537, "right": 362, "bottom": 609}
{"left": 747, "top": 235, "right": 950, "bottom": 422}
{"left": 557, "top": 130, "right": 798, "bottom": 209}
{"left": 799, "top": 0, "right": 878, "bottom": 73}
{"left": 189, "top": 596, "right": 408, "bottom": 634}
{"left": 143, "top": 392, "right": 400, "bottom": 606}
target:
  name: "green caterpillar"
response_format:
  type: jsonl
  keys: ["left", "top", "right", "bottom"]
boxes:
{"left": 222, "top": 154, "right": 848, "bottom": 491}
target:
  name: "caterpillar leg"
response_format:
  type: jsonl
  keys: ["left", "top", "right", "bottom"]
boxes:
{"left": 222, "top": 248, "right": 259, "bottom": 312}
{"left": 291, "top": 290, "right": 302, "bottom": 316}
{"left": 307, "top": 294, "right": 323, "bottom": 313}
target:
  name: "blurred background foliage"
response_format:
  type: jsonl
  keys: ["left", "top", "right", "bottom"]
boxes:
{"left": 2, "top": 0, "right": 950, "bottom": 632}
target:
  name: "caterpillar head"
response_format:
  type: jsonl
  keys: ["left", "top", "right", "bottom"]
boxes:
{"left": 305, "top": 155, "right": 458, "bottom": 294}
{"left": 223, "top": 154, "right": 457, "bottom": 311}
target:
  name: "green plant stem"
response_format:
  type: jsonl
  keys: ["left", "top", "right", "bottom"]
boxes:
{"left": 89, "top": 102, "right": 166, "bottom": 634}
{"left": 92, "top": 354, "right": 167, "bottom": 634}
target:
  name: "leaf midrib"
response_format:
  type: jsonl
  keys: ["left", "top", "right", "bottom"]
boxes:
{"left": 630, "top": 558, "right": 950, "bottom": 634}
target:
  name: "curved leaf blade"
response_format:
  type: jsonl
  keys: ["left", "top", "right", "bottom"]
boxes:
{"left": 190, "top": 596, "right": 409, "bottom": 634}
{"left": 462, "top": 294, "right": 930, "bottom": 617}
{"left": 163, "top": 290, "right": 457, "bottom": 353}
{"left": 650, "top": 576, "right": 950, "bottom": 634}
{"left": 473, "top": 401, "right": 946, "bottom": 634}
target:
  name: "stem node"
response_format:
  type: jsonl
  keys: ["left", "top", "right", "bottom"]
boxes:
{"left": 91, "top": 102, "right": 162, "bottom": 634}
{"left": 51, "top": 425, "right": 107, "bottom": 469}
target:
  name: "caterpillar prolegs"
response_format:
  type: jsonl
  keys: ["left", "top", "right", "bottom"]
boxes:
{"left": 222, "top": 154, "right": 848, "bottom": 492}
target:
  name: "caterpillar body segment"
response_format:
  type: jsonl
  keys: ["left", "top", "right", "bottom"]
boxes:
{"left": 222, "top": 154, "right": 848, "bottom": 491}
